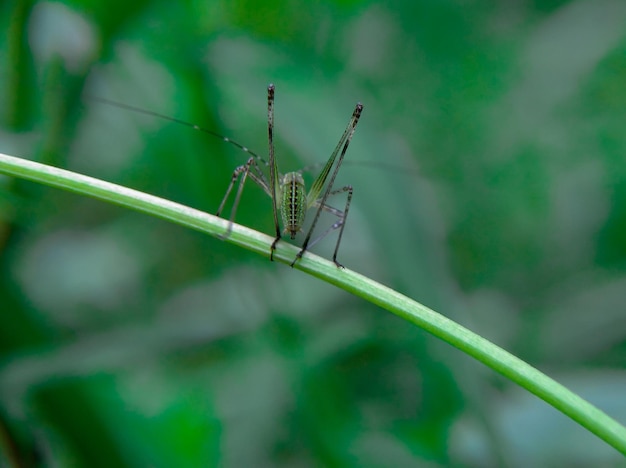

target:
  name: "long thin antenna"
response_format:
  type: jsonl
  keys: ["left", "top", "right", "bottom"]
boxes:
{"left": 85, "top": 95, "right": 270, "bottom": 169}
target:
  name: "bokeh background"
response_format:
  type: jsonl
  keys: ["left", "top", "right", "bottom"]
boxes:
{"left": 2, "top": 0, "right": 626, "bottom": 466}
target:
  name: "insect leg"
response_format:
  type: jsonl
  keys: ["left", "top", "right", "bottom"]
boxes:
{"left": 216, "top": 156, "right": 271, "bottom": 239}
{"left": 291, "top": 103, "right": 363, "bottom": 267}
{"left": 267, "top": 84, "right": 282, "bottom": 261}
{"left": 303, "top": 185, "right": 353, "bottom": 268}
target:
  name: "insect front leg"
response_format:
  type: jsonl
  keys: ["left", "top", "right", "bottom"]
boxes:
{"left": 216, "top": 156, "right": 270, "bottom": 239}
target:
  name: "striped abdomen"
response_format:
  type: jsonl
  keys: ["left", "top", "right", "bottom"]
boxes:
{"left": 280, "top": 172, "right": 307, "bottom": 239}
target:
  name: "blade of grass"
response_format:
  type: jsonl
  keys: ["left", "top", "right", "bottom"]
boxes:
{"left": 1, "top": 151, "right": 625, "bottom": 455}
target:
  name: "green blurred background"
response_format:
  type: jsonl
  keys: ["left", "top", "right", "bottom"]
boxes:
{"left": 1, "top": 0, "right": 626, "bottom": 465}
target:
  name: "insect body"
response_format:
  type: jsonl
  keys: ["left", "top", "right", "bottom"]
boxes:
{"left": 216, "top": 84, "right": 363, "bottom": 267}
{"left": 280, "top": 172, "right": 307, "bottom": 238}
{"left": 90, "top": 85, "right": 363, "bottom": 267}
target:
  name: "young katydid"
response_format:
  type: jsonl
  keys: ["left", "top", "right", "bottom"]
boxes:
{"left": 88, "top": 84, "right": 363, "bottom": 267}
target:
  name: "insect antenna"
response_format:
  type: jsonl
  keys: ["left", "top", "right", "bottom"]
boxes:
{"left": 85, "top": 95, "right": 271, "bottom": 170}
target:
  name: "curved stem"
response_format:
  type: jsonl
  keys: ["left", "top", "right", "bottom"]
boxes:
{"left": 1, "top": 151, "right": 625, "bottom": 455}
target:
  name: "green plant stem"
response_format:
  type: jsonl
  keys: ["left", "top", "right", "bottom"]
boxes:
{"left": 1, "top": 151, "right": 625, "bottom": 455}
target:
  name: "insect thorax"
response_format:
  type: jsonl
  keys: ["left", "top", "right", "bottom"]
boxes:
{"left": 280, "top": 172, "right": 307, "bottom": 239}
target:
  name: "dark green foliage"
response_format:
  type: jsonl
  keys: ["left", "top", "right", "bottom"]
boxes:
{"left": 1, "top": 0, "right": 626, "bottom": 465}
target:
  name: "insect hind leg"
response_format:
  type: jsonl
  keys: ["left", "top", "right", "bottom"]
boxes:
{"left": 292, "top": 184, "right": 353, "bottom": 268}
